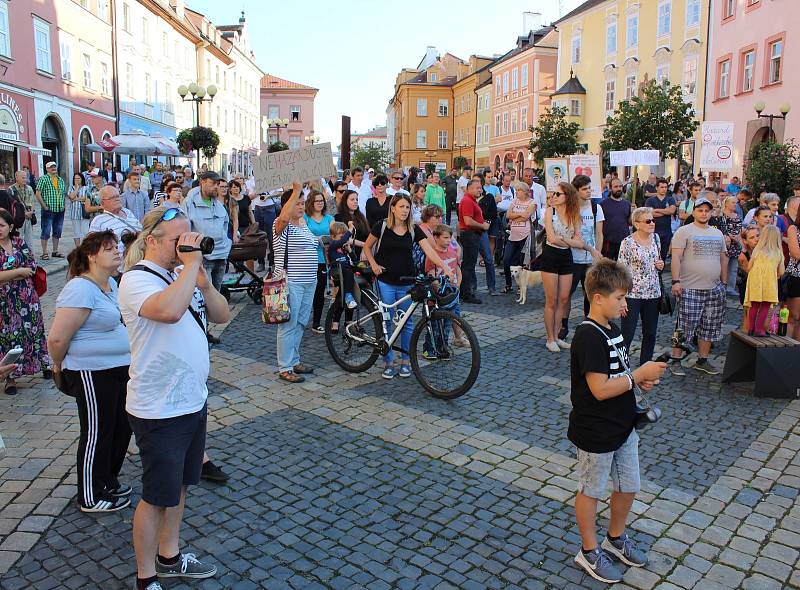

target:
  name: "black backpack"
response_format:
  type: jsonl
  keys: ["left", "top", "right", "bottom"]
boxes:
{"left": 1, "top": 188, "right": 26, "bottom": 229}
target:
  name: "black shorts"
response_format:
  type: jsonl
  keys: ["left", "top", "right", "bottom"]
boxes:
{"left": 539, "top": 243, "right": 574, "bottom": 275}
{"left": 788, "top": 275, "right": 800, "bottom": 299}
{"left": 487, "top": 217, "right": 501, "bottom": 238}
{"left": 128, "top": 404, "right": 207, "bottom": 507}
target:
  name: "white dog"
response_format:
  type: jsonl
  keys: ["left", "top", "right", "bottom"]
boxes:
{"left": 510, "top": 266, "right": 542, "bottom": 305}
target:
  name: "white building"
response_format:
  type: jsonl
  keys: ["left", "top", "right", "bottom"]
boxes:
{"left": 352, "top": 125, "right": 388, "bottom": 150}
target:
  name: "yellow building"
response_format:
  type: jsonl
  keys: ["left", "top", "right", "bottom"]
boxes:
{"left": 452, "top": 56, "right": 494, "bottom": 169}
{"left": 554, "top": 0, "right": 709, "bottom": 176}
{"left": 474, "top": 80, "right": 493, "bottom": 169}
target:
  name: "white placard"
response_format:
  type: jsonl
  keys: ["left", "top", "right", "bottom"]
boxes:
{"left": 568, "top": 154, "right": 602, "bottom": 198}
{"left": 699, "top": 121, "right": 734, "bottom": 171}
{"left": 543, "top": 158, "right": 568, "bottom": 191}
{"left": 252, "top": 142, "right": 337, "bottom": 193}
{"left": 609, "top": 149, "right": 661, "bottom": 167}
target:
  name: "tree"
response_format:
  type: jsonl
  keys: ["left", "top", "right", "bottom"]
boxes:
{"left": 745, "top": 139, "right": 800, "bottom": 201}
{"left": 528, "top": 105, "right": 581, "bottom": 165}
{"left": 352, "top": 143, "right": 393, "bottom": 172}
{"left": 268, "top": 141, "right": 289, "bottom": 153}
{"left": 453, "top": 156, "right": 468, "bottom": 170}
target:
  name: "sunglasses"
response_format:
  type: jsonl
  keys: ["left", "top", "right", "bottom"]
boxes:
{"left": 153, "top": 207, "right": 186, "bottom": 230}
{"left": 639, "top": 219, "right": 655, "bottom": 224}
{"left": 552, "top": 191, "right": 565, "bottom": 197}
{"left": 377, "top": 181, "right": 388, "bottom": 186}
{"left": 335, "top": 188, "right": 346, "bottom": 193}
{"left": 392, "top": 176, "right": 402, "bottom": 181}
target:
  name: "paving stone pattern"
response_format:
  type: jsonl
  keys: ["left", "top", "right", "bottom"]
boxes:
{"left": 1, "top": 274, "right": 800, "bottom": 589}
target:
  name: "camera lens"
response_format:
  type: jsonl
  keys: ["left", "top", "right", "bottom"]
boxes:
{"left": 199, "top": 236, "right": 215, "bottom": 255}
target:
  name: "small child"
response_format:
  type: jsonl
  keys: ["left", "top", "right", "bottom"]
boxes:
{"left": 570, "top": 259, "right": 666, "bottom": 584}
{"left": 742, "top": 224, "right": 785, "bottom": 337}
{"left": 737, "top": 226, "right": 760, "bottom": 330}
{"left": 423, "top": 224, "right": 462, "bottom": 358}
{"left": 328, "top": 221, "right": 357, "bottom": 310}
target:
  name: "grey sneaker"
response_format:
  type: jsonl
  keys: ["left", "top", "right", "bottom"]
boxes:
{"left": 668, "top": 358, "right": 686, "bottom": 376}
{"left": 574, "top": 547, "right": 623, "bottom": 584}
{"left": 141, "top": 582, "right": 164, "bottom": 590}
{"left": 691, "top": 358, "right": 720, "bottom": 375}
{"left": 602, "top": 533, "right": 648, "bottom": 567}
{"left": 156, "top": 552, "right": 217, "bottom": 579}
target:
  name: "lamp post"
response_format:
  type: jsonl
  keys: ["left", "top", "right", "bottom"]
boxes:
{"left": 177, "top": 82, "right": 218, "bottom": 169}
{"left": 262, "top": 117, "right": 290, "bottom": 147}
{"left": 423, "top": 150, "right": 438, "bottom": 175}
{"left": 754, "top": 102, "right": 791, "bottom": 142}
{"left": 305, "top": 135, "right": 320, "bottom": 145}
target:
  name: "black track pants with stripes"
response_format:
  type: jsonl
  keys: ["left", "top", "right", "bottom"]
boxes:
{"left": 64, "top": 366, "right": 131, "bottom": 508}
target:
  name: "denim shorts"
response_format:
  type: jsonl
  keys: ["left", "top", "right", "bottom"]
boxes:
{"left": 128, "top": 404, "right": 207, "bottom": 507}
{"left": 576, "top": 429, "right": 640, "bottom": 499}
{"left": 40, "top": 209, "right": 65, "bottom": 240}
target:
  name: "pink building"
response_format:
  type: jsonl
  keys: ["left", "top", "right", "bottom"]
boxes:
{"left": 259, "top": 74, "right": 318, "bottom": 152}
{"left": 0, "top": 0, "right": 116, "bottom": 181}
{"left": 706, "top": 0, "right": 798, "bottom": 180}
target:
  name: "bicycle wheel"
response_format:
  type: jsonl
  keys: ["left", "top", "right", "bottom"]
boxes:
{"left": 410, "top": 309, "right": 480, "bottom": 399}
{"left": 324, "top": 294, "right": 383, "bottom": 373}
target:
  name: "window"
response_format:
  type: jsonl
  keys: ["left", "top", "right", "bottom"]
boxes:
{"left": 494, "top": 114, "right": 500, "bottom": 136}
{"left": 437, "top": 130, "right": 447, "bottom": 150}
{"left": 461, "top": 96, "right": 465, "bottom": 113}
{"left": 741, "top": 50, "right": 755, "bottom": 92}
{"left": 512, "top": 68, "right": 519, "bottom": 91}
{"left": 164, "top": 82, "right": 171, "bottom": 111}
{"left": 59, "top": 31, "right": 72, "bottom": 81}
{"left": 606, "top": 22, "right": 617, "bottom": 55}
{"left": 605, "top": 80, "right": 616, "bottom": 112}
{"left": 484, "top": 123, "right": 489, "bottom": 143}
{"left": 268, "top": 105, "right": 279, "bottom": 119}
{"left": 718, "top": 59, "right": 730, "bottom": 98}
{"left": 495, "top": 77, "right": 501, "bottom": 97}
{"left": 416, "top": 130, "right": 427, "bottom": 149}
{"left": 476, "top": 95, "right": 482, "bottom": 112}
{"left": 97, "top": 0, "right": 109, "bottom": 21}
{"left": 125, "top": 63, "right": 133, "bottom": 97}
{"left": 223, "top": 71, "right": 227, "bottom": 89}
{"left": 625, "top": 73, "right": 637, "bottom": 99}
{"left": 216, "top": 106, "right": 220, "bottom": 129}
{"left": 722, "top": 0, "right": 735, "bottom": 19}
{"left": 122, "top": 3, "right": 130, "bottom": 32}
{"left": 768, "top": 39, "right": 782, "bottom": 84}
{"left": 162, "top": 32, "right": 168, "bottom": 57}
{"left": 683, "top": 58, "right": 697, "bottom": 97}
{"left": 503, "top": 72, "right": 509, "bottom": 94}
{"left": 430, "top": 72, "right": 437, "bottom": 82}
{"left": 570, "top": 99, "right": 581, "bottom": 116}
{"left": 521, "top": 64, "right": 529, "bottom": 88}
{"left": 33, "top": 17, "right": 52, "bottom": 73}
{"left": 289, "top": 136, "right": 301, "bottom": 150}
{"left": 416, "top": 98, "right": 427, "bottom": 116}
{"left": 521, "top": 107, "right": 528, "bottom": 131}
{"left": 290, "top": 105, "right": 300, "bottom": 121}
{"left": 476, "top": 126, "right": 481, "bottom": 145}
{"left": 82, "top": 52, "right": 92, "bottom": 88}
{"left": 437, "top": 99, "right": 448, "bottom": 117}
{"left": 0, "top": 0, "right": 8, "bottom": 58}
{"left": 502, "top": 112, "right": 508, "bottom": 135}
{"left": 626, "top": 14, "right": 638, "bottom": 48}
{"left": 511, "top": 111, "right": 518, "bottom": 133}
{"left": 658, "top": 1, "right": 671, "bottom": 36}
{"left": 656, "top": 63, "right": 670, "bottom": 84}
{"left": 686, "top": 0, "right": 701, "bottom": 27}
{"left": 141, "top": 18, "right": 148, "bottom": 45}
{"left": 144, "top": 73, "right": 152, "bottom": 104}
{"left": 572, "top": 34, "right": 581, "bottom": 64}
{"left": 100, "top": 60, "right": 110, "bottom": 94}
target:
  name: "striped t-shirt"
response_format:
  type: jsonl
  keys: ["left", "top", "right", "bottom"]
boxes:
{"left": 272, "top": 220, "right": 319, "bottom": 283}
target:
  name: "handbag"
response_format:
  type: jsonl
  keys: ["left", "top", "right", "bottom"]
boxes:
{"left": 33, "top": 266, "right": 47, "bottom": 297}
{"left": 30, "top": 211, "right": 37, "bottom": 226}
{"left": 778, "top": 272, "right": 790, "bottom": 302}
{"left": 262, "top": 227, "right": 291, "bottom": 324}
{"left": 658, "top": 272, "right": 674, "bottom": 315}
{"left": 52, "top": 369, "right": 73, "bottom": 397}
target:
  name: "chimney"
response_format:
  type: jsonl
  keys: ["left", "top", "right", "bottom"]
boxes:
{"left": 522, "top": 11, "right": 542, "bottom": 34}
{"left": 174, "top": 0, "right": 185, "bottom": 19}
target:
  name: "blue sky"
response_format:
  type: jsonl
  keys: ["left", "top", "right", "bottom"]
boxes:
{"left": 187, "top": 0, "right": 584, "bottom": 146}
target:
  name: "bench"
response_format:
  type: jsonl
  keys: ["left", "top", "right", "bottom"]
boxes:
{"left": 722, "top": 330, "right": 800, "bottom": 399}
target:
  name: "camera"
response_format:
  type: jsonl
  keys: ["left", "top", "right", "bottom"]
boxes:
{"left": 177, "top": 236, "right": 215, "bottom": 255}
{"left": 635, "top": 404, "right": 662, "bottom": 430}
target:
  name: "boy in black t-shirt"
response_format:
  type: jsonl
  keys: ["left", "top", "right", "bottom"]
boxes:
{"left": 570, "top": 259, "right": 666, "bottom": 584}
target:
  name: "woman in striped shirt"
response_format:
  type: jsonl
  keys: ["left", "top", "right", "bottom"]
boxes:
{"left": 67, "top": 173, "right": 90, "bottom": 247}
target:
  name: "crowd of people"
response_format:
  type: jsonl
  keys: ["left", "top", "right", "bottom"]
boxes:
{"left": 0, "top": 155, "right": 799, "bottom": 588}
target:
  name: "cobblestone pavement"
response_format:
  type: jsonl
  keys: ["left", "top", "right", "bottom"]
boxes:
{"left": 1, "top": 268, "right": 800, "bottom": 589}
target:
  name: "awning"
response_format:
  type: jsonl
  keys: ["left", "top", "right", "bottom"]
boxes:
{"left": 0, "top": 138, "right": 52, "bottom": 156}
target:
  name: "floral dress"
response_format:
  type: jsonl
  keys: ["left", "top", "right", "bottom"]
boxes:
{"left": 0, "top": 237, "right": 50, "bottom": 378}
{"left": 618, "top": 233, "right": 662, "bottom": 300}
{"left": 723, "top": 213, "right": 743, "bottom": 258}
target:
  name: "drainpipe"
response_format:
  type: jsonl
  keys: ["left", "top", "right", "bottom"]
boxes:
{"left": 110, "top": 0, "right": 121, "bottom": 168}
{"left": 699, "top": 0, "right": 713, "bottom": 177}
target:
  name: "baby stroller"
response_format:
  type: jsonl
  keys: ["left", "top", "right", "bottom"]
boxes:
{"left": 220, "top": 225, "right": 269, "bottom": 304}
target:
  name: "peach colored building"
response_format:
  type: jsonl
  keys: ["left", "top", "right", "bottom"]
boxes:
{"left": 259, "top": 74, "right": 318, "bottom": 152}
{"left": 705, "top": 0, "right": 798, "bottom": 180}
{"left": 489, "top": 26, "right": 558, "bottom": 174}
{"left": 0, "top": 0, "right": 116, "bottom": 181}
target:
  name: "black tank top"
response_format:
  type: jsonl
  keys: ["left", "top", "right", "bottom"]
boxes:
{"left": 233, "top": 195, "right": 251, "bottom": 229}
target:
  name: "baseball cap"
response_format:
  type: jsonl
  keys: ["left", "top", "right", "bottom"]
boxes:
{"left": 45, "top": 161, "right": 57, "bottom": 169}
{"left": 694, "top": 197, "right": 714, "bottom": 209}
{"left": 199, "top": 171, "right": 221, "bottom": 182}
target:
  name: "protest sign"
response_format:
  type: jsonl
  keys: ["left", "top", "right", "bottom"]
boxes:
{"left": 543, "top": 158, "right": 568, "bottom": 191}
{"left": 699, "top": 121, "right": 734, "bottom": 171}
{"left": 568, "top": 154, "right": 602, "bottom": 198}
{"left": 609, "top": 149, "right": 660, "bottom": 167}
{"left": 252, "top": 142, "right": 336, "bottom": 193}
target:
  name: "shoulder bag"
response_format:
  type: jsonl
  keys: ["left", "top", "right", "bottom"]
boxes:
{"left": 654, "top": 235, "right": 673, "bottom": 315}
{"left": 262, "top": 226, "right": 291, "bottom": 324}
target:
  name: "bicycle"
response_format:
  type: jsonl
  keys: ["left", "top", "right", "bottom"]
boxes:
{"left": 324, "top": 268, "right": 481, "bottom": 399}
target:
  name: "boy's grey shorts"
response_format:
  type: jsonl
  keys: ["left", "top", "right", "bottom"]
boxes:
{"left": 576, "top": 429, "right": 640, "bottom": 499}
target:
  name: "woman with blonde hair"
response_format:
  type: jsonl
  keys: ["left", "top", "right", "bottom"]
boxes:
{"left": 363, "top": 193, "right": 455, "bottom": 379}
{"left": 742, "top": 224, "right": 785, "bottom": 336}
{"left": 540, "top": 181, "right": 585, "bottom": 352}
{"left": 722, "top": 195, "right": 743, "bottom": 297}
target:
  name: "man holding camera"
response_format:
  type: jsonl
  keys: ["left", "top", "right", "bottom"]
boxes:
{"left": 119, "top": 207, "right": 230, "bottom": 590}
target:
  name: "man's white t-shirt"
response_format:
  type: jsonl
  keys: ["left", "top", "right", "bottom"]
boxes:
{"left": 496, "top": 186, "right": 515, "bottom": 213}
{"left": 119, "top": 260, "right": 209, "bottom": 420}
{"left": 530, "top": 182, "right": 547, "bottom": 222}
{"left": 572, "top": 201, "right": 605, "bottom": 264}
{"left": 348, "top": 180, "right": 373, "bottom": 216}
{"left": 456, "top": 175, "right": 469, "bottom": 203}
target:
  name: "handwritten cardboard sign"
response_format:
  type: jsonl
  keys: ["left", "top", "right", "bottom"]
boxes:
{"left": 252, "top": 142, "right": 336, "bottom": 193}
{"left": 568, "top": 154, "right": 602, "bottom": 198}
{"left": 609, "top": 149, "right": 660, "bottom": 167}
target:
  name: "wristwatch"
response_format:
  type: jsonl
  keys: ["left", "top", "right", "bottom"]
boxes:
{"left": 671, "top": 279, "right": 681, "bottom": 285}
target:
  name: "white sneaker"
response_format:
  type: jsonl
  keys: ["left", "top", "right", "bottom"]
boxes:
{"left": 545, "top": 341, "right": 561, "bottom": 353}
{"left": 556, "top": 339, "right": 571, "bottom": 349}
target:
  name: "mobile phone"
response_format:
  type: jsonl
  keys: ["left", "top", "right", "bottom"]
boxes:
{"left": 655, "top": 352, "right": 671, "bottom": 363}
{"left": 1, "top": 347, "right": 23, "bottom": 366}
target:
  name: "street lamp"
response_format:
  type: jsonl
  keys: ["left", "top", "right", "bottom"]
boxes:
{"left": 262, "top": 118, "right": 290, "bottom": 145}
{"left": 305, "top": 135, "right": 320, "bottom": 145}
{"left": 754, "top": 102, "right": 791, "bottom": 142}
{"left": 177, "top": 82, "right": 218, "bottom": 168}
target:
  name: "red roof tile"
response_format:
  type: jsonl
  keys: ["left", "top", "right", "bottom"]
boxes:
{"left": 260, "top": 74, "right": 317, "bottom": 90}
